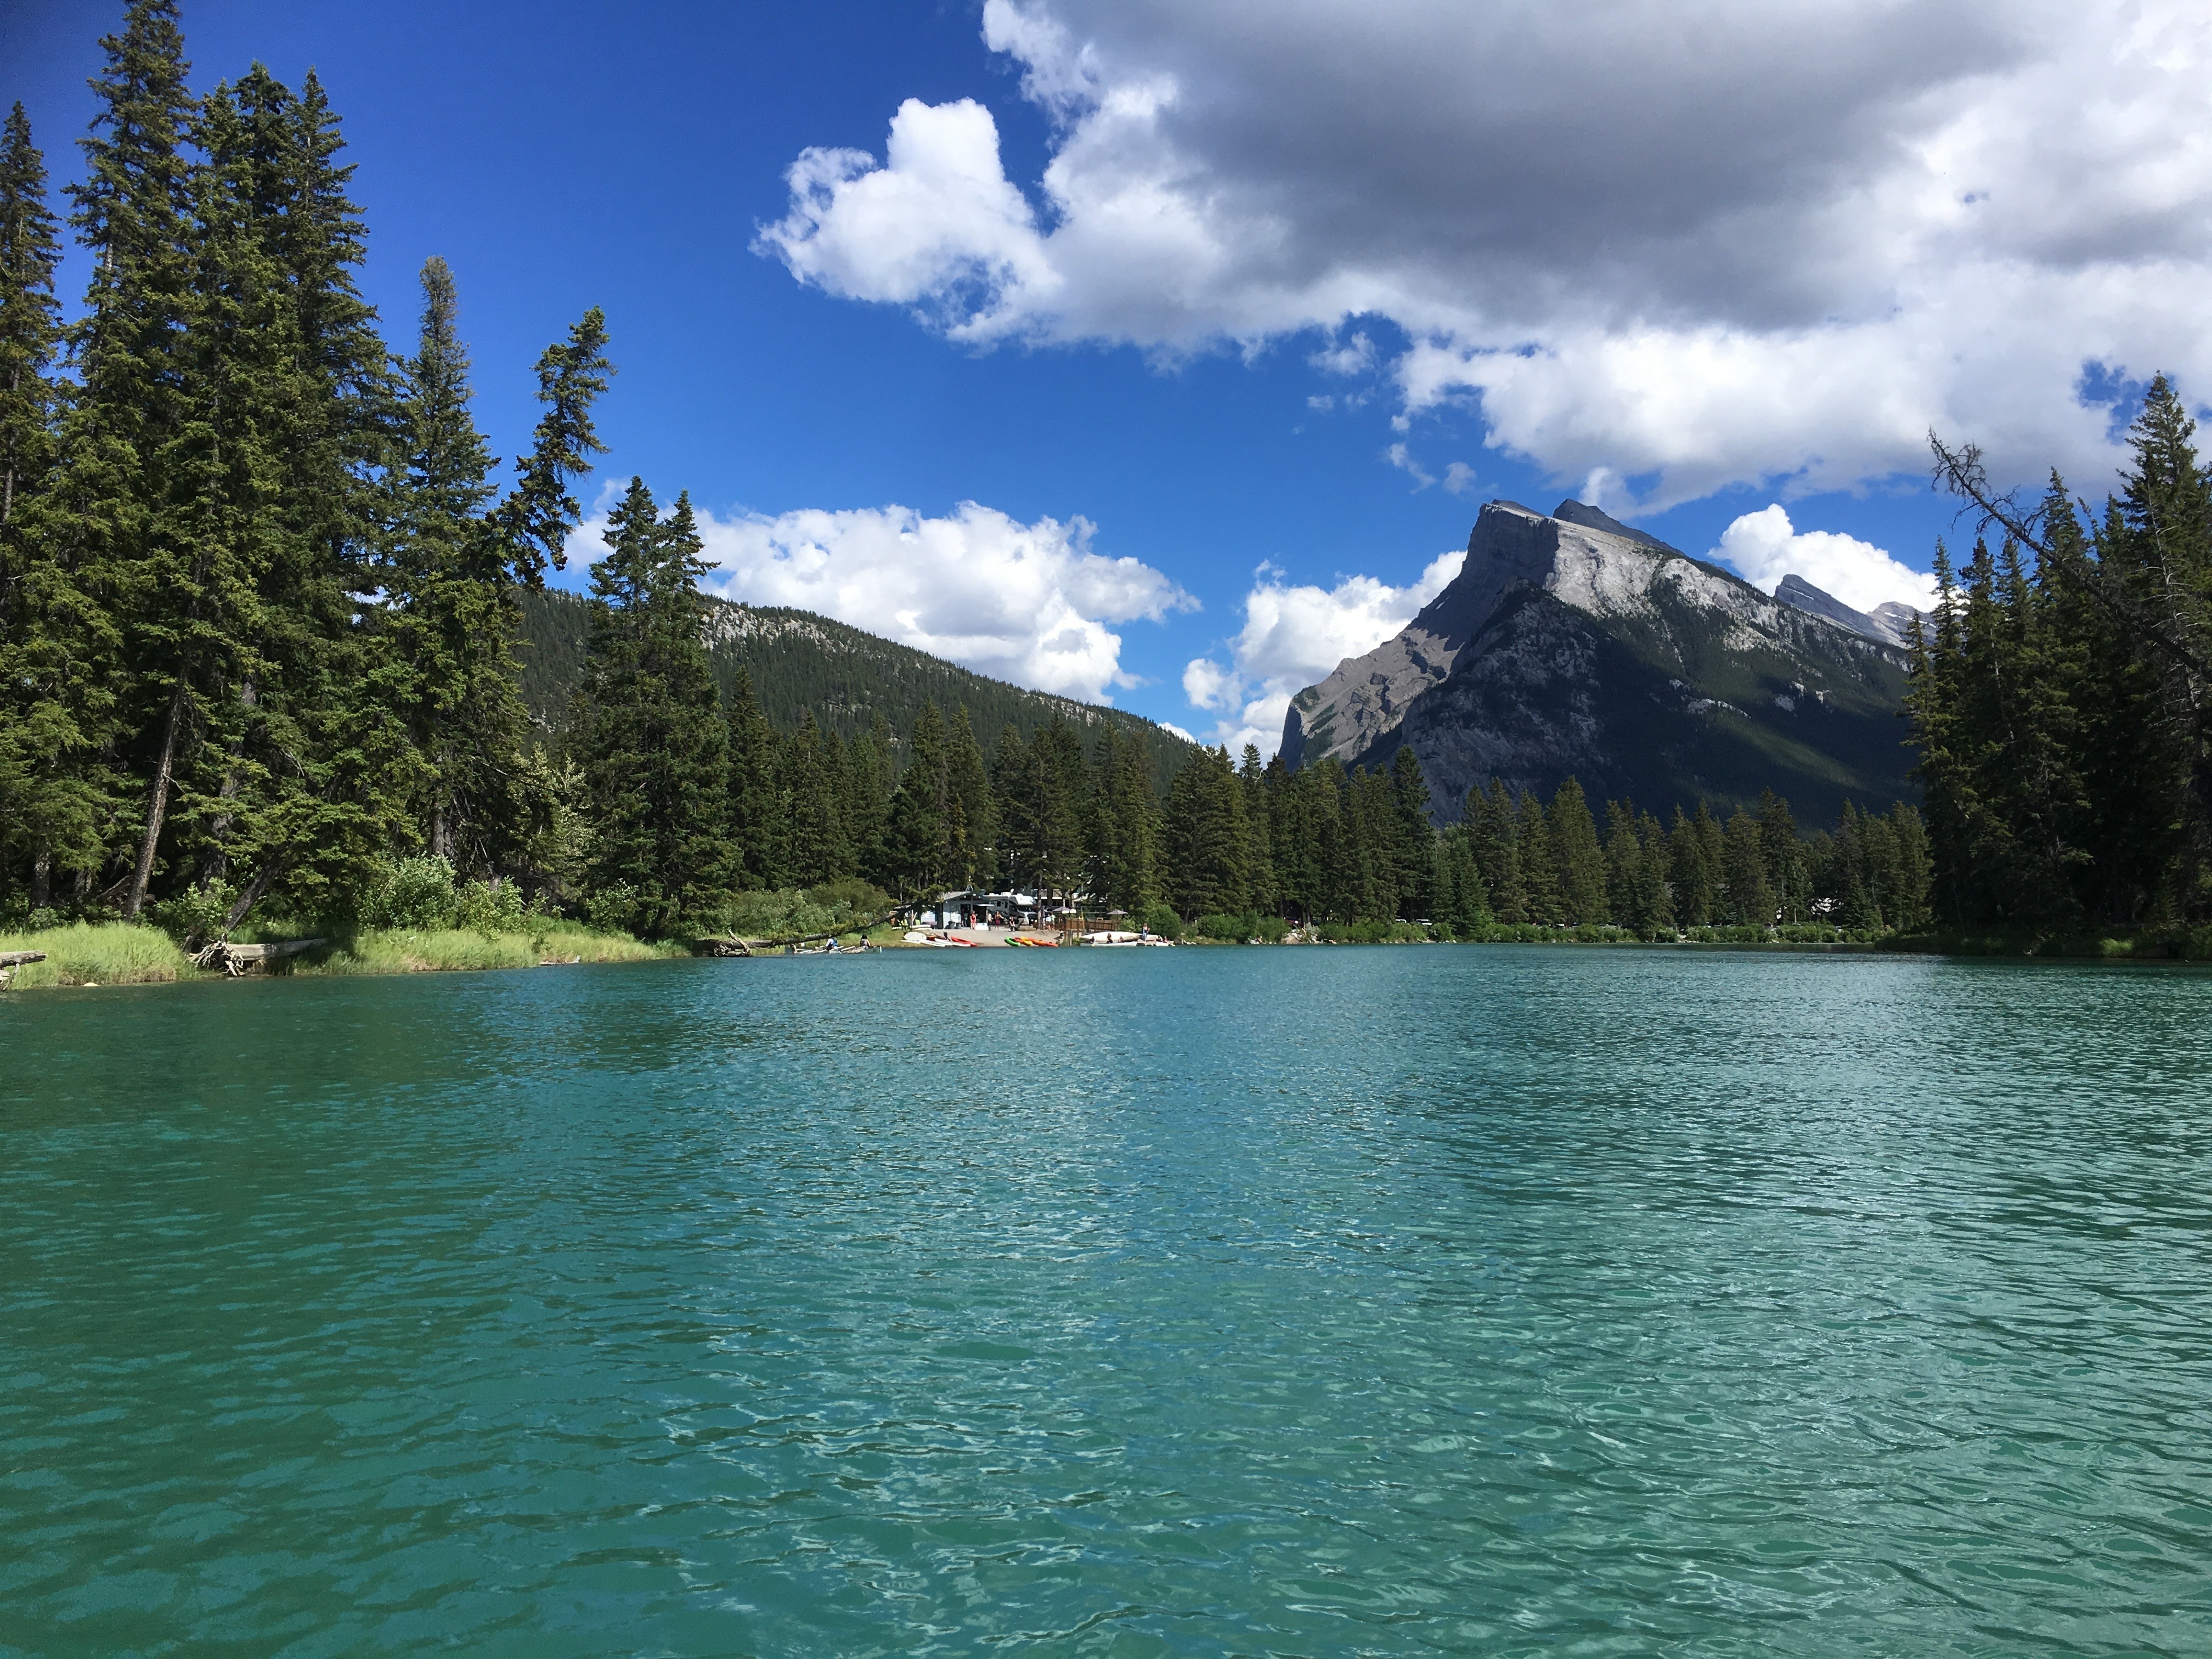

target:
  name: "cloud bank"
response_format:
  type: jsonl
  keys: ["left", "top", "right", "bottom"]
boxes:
{"left": 761, "top": 0, "right": 2212, "bottom": 508}
{"left": 580, "top": 500, "right": 1192, "bottom": 705}
{"left": 1714, "top": 506, "right": 1937, "bottom": 614}
{"left": 1183, "top": 551, "right": 1465, "bottom": 756}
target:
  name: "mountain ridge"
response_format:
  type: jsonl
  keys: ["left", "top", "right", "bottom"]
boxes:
{"left": 520, "top": 588, "right": 1200, "bottom": 794}
{"left": 1285, "top": 499, "right": 1918, "bottom": 823}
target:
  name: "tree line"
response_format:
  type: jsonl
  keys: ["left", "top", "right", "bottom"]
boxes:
{"left": 1916, "top": 377, "right": 2212, "bottom": 934}
{"left": 565, "top": 517, "right": 1934, "bottom": 940}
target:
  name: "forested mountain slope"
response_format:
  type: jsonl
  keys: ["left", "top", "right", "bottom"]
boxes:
{"left": 522, "top": 589, "right": 1198, "bottom": 795}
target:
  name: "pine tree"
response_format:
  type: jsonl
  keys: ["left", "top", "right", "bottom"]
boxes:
{"left": 1757, "top": 792, "right": 1807, "bottom": 923}
{"left": 1465, "top": 780, "right": 1525, "bottom": 923}
{"left": 1516, "top": 789, "right": 1562, "bottom": 924}
{"left": 58, "top": 0, "right": 204, "bottom": 915}
{"left": 1240, "top": 743, "right": 1277, "bottom": 916}
{"left": 883, "top": 702, "right": 950, "bottom": 897}
{"left": 0, "top": 99, "right": 101, "bottom": 908}
{"left": 383, "top": 258, "right": 610, "bottom": 882}
{"left": 573, "top": 479, "right": 732, "bottom": 933}
{"left": 944, "top": 707, "right": 995, "bottom": 888}
{"left": 0, "top": 103, "right": 60, "bottom": 605}
{"left": 1387, "top": 745, "right": 1435, "bottom": 919}
{"left": 1164, "top": 745, "right": 1249, "bottom": 917}
{"left": 1667, "top": 804, "right": 1715, "bottom": 926}
{"left": 725, "top": 666, "right": 778, "bottom": 886}
{"left": 1603, "top": 799, "right": 1644, "bottom": 930}
{"left": 1548, "top": 777, "right": 1607, "bottom": 924}
{"left": 1721, "top": 808, "right": 1772, "bottom": 927}
{"left": 777, "top": 711, "right": 852, "bottom": 886}
{"left": 1637, "top": 811, "right": 1674, "bottom": 935}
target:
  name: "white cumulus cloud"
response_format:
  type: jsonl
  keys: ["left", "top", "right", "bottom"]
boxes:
{"left": 1183, "top": 551, "right": 1464, "bottom": 755}
{"left": 761, "top": 0, "right": 2212, "bottom": 507}
{"left": 579, "top": 499, "right": 1193, "bottom": 704}
{"left": 1714, "top": 505, "right": 1938, "bottom": 613}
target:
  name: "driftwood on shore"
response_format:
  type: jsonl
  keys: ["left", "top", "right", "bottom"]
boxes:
{"left": 192, "top": 937, "right": 327, "bottom": 977}
{"left": 697, "top": 917, "right": 886, "bottom": 957}
{"left": 0, "top": 949, "right": 46, "bottom": 988}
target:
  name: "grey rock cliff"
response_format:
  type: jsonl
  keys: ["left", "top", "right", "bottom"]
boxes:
{"left": 1774, "top": 573, "right": 1924, "bottom": 650}
{"left": 1283, "top": 499, "right": 1917, "bottom": 824}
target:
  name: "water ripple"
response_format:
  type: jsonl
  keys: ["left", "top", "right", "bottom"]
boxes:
{"left": 4, "top": 948, "right": 2211, "bottom": 1655}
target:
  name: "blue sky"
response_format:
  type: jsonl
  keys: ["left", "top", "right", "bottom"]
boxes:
{"left": 8, "top": 1, "right": 2200, "bottom": 749}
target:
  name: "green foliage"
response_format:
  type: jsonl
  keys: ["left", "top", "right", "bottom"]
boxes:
{"left": 1916, "top": 377, "right": 2212, "bottom": 927}
{"left": 710, "top": 880, "right": 890, "bottom": 941}
{"left": 1135, "top": 900, "right": 1182, "bottom": 939}
{"left": 572, "top": 480, "right": 733, "bottom": 935}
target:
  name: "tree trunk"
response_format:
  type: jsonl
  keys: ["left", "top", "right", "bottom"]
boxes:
{"left": 29, "top": 851, "right": 49, "bottom": 912}
{"left": 218, "top": 854, "right": 285, "bottom": 934}
{"left": 123, "top": 675, "right": 193, "bottom": 919}
{"left": 200, "top": 678, "right": 256, "bottom": 889}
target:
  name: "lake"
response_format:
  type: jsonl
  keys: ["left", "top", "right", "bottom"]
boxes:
{"left": 4, "top": 947, "right": 2210, "bottom": 1656}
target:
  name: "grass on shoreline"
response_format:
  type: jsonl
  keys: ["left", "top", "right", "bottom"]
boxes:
{"left": 0, "top": 919, "right": 674, "bottom": 988}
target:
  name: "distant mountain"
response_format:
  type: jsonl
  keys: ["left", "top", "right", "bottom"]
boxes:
{"left": 1282, "top": 499, "right": 1917, "bottom": 824}
{"left": 520, "top": 588, "right": 1199, "bottom": 794}
{"left": 1774, "top": 574, "right": 1925, "bottom": 650}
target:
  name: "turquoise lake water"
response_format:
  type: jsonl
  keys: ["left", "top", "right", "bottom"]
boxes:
{"left": 4, "top": 947, "right": 2211, "bottom": 1656}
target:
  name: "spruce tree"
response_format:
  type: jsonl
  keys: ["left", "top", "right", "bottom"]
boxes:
{"left": 573, "top": 479, "right": 732, "bottom": 934}
{"left": 60, "top": 0, "right": 204, "bottom": 915}
{"left": 944, "top": 707, "right": 995, "bottom": 888}
{"left": 1667, "top": 804, "right": 1715, "bottom": 926}
{"left": 1465, "top": 780, "right": 1525, "bottom": 923}
{"left": 1516, "top": 789, "right": 1562, "bottom": 924}
{"left": 0, "top": 100, "right": 99, "bottom": 907}
{"left": 1721, "top": 808, "right": 1772, "bottom": 927}
{"left": 1548, "top": 778, "right": 1607, "bottom": 924}
{"left": 1164, "top": 746, "right": 1249, "bottom": 918}
{"left": 1387, "top": 745, "right": 1434, "bottom": 919}
{"left": 884, "top": 702, "right": 950, "bottom": 897}
{"left": 725, "top": 666, "right": 778, "bottom": 887}
{"left": 0, "top": 103, "right": 60, "bottom": 603}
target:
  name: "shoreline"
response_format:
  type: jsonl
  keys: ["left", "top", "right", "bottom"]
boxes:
{"left": 7, "top": 919, "right": 2205, "bottom": 992}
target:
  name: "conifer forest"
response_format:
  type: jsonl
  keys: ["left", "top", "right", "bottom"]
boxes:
{"left": 2, "top": 3, "right": 2204, "bottom": 950}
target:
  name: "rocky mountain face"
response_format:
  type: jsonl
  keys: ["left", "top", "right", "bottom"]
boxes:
{"left": 1281, "top": 500, "right": 1918, "bottom": 825}
{"left": 1774, "top": 574, "right": 1924, "bottom": 649}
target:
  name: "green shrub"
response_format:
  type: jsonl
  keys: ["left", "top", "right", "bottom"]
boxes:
{"left": 1249, "top": 914, "right": 1290, "bottom": 943}
{"left": 1136, "top": 901, "right": 1182, "bottom": 940}
{"left": 353, "top": 856, "right": 460, "bottom": 929}
{"left": 145, "top": 882, "right": 235, "bottom": 947}
{"left": 453, "top": 879, "right": 527, "bottom": 934}
{"left": 1190, "top": 912, "right": 1252, "bottom": 941}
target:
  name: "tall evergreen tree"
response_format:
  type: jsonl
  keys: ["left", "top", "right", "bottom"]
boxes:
{"left": 1387, "top": 745, "right": 1435, "bottom": 919}
{"left": 572, "top": 479, "right": 732, "bottom": 933}
{"left": 883, "top": 701, "right": 950, "bottom": 897}
{"left": 1164, "top": 745, "right": 1249, "bottom": 917}
{"left": 1548, "top": 777, "right": 1607, "bottom": 924}
{"left": 0, "top": 100, "right": 97, "bottom": 907}
{"left": 57, "top": 0, "right": 204, "bottom": 915}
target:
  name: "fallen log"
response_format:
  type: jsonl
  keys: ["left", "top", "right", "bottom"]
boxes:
{"left": 193, "top": 937, "right": 326, "bottom": 977}
{"left": 697, "top": 913, "right": 888, "bottom": 957}
{"left": 0, "top": 951, "right": 46, "bottom": 967}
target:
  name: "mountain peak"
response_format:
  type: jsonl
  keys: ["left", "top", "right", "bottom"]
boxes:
{"left": 1279, "top": 497, "right": 1916, "bottom": 821}
{"left": 1774, "top": 573, "right": 1923, "bottom": 648}
{"left": 1551, "top": 499, "right": 1679, "bottom": 554}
